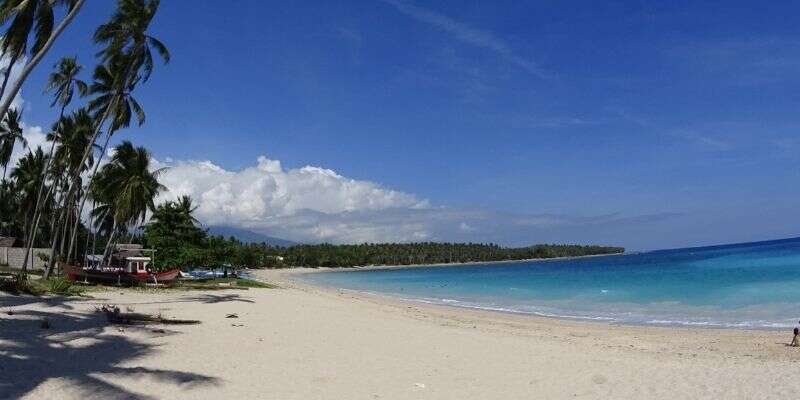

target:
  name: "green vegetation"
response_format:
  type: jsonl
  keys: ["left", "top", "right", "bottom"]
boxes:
{"left": 0, "top": 0, "right": 170, "bottom": 281}
{"left": 279, "top": 242, "right": 624, "bottom": 268}
{"left": 173, "top": 277, "right": 277, "bottom": 291}
{"left": 140, "top": 199, "right": 623, "bottom": 270}
{"left": 0, "top": 275, "right": 85, "bottom": 296}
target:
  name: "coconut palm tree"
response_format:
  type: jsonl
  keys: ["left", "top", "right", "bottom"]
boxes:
{"left": 63, "top": 59, "right": 146, "bottom": 263}
{"left": 66, "top": 0, "right": 169, "bottom": 186}
{"left": 0, "top": 0, "right": 85, "bottom": 121}
{"left": 0, "top": 107, "right": 24, "bottom": 181}
{"left": 93, "top": 141, "right": 165, "bottom": 263}
{"left": 0, "top": 107, "right": 24, "bottom": 235}
{"left": 94, "top": 0, "right": 170, "bottom": 83}
{"left": 176, "top": 195, "right": 200, "bottom": 225}
{"left": 42, "top": 109, "right": 96, "bottom": 278}
{"left": 61, "top": 0, "right": 168, "bottom": 263}
{"left": 21, "top": 57, "right": 88, "bottom": 271}
{"left": 9, "top": 146, "right": 47, "bottom": 272}
{"left": 45, "top": 56, "right": 88, "bottom": 115}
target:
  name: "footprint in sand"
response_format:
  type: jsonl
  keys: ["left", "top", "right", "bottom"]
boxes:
{"left": 592, "top": 374, "right": 607, "bottom": 384}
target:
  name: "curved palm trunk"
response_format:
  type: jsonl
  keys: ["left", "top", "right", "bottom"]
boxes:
{"left": 0, "top": 164, "right": 7, "bottom": 235}
{"left": 21, "top": 105, "right": 66, "bottom": 272}
{"left": 42, "top": 191, "right": 62, "bottom": 279}
{"left": 0, "top": 0, "right": 85, "bottom": 122}
{"left": 101, "top": 220, "right": 119, "bottom": 266}
{"left": 0, "top": 52, "right": 20, "bottom": 105}
{"left": 44, "top": 190, "right": 70, "bottom": 279}
{"left": 66, "top": 131, "right": 114, "bottom": 264}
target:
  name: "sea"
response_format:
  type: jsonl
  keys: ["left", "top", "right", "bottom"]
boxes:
{"left": 301, "top": 237, "right": 800, "bottom": 329}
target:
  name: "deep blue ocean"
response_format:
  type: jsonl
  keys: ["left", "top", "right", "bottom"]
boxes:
{"left": 302, "top": 237, "right": 800, "bottom": 329}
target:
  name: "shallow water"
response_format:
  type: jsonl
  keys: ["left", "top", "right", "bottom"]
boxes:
{"left": 302, "top": 238, "right": 800, "bottom": 329}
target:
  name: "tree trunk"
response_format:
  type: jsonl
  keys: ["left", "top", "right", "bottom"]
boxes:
{"left": 66, "top": 130, "right": 113, "bottom": 264}
{"left": 0, "top": 0, "right": 85, "bottom": 121}
{"left": 0, "top": 52, "right": 20, "bottom": 103}
{"left": 0, "top": 163, "right": 7, "bottom": 235}
{"left": 21, "top": 115, "right": 63, "bottom": 271}
{"left": 42, "top": 195, "right": 62, "bottom": 279}
{"left": 20, "top": 208, "right": 31, "bottom": 274}
{"left": 101, "top": 220, "right": 119, "bottom": 266}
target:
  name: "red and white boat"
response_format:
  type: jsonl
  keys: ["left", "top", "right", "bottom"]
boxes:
{"left": 65, "top": 244, "right": 180, "bottom": 285}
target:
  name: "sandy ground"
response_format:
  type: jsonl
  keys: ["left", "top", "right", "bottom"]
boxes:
{"left": 2, "top": 269, "right": 800, "bottom": 400}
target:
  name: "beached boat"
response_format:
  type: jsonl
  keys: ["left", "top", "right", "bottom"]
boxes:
{"left": 65, "top": 244, "right": 180, "bottom": 284}
{"left": 64, "top": 264, "right": 180, "bottom": 284}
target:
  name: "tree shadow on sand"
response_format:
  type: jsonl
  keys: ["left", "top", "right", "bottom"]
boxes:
{"left": 183, "top": 293, "right": 255, "bottom": 304}
{"left": 0, "top": 295, "right": 221, "bottom": 399}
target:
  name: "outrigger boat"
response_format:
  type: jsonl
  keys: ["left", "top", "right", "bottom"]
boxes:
{"left": 65, "top": 244, "right": 180, "bottom": 285}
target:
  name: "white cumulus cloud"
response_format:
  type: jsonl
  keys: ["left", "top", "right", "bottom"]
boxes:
{"left": 154, "top": 156, "right": 431, "bottom": 242}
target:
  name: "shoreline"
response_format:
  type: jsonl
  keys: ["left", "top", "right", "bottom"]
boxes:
{"left": 277, "top": 250, "right": 626, "bottom": 273}
{"left": 269, "top": 267, "right": 796, "bottom": 332}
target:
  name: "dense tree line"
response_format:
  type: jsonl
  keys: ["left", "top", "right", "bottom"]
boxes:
{"left": 140, "top": 199, "right": 623, "bottom": 270}
{"left": 279, "top": 242, "right": 624, "bottom": 268}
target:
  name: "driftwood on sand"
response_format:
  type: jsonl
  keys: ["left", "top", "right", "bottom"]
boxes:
{"left": 98, "top": 305, "right": 200, "bottom": 325}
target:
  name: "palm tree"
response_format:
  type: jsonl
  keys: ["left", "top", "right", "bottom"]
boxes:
{"left": 9, "top": 147, "right": 47, "bottom": 272}
{"left": 42, "top": 109, "right": 96, "bottom": 278}
{"left": 0, "top": 0, "right": 85, "bottom": 121}
{"left": 64, "top": 59, "right": 146, "bottom": 263}
{"left": 175, "top": 195, "right": 199, "bottom": 225}
{"left": 93, "top": 0, "right": 170, "bottom": 83}
{"left": 45, "top": 56, "right": 88, "bottom": 116}
{"left": 0, "top": 107, "right": 24, "bottom": 181}
{"left": 87, "top": 59, "right": 145, "bottom": 132}
{"left": 61, "top": 0, "right": 168, "bottom": 263}
{"left": 50, "top": 110, "right": 97, "bottom": 176}
{"left": 22, "top": 57, "right": 87, "bottom": 271}
{"left": 67, "top": 0, "right": 169, "bottom": 185}
{"left": 93, "top": 141, "right": 165, "bottom": 263}
{"left": 0, "top": 107, "right": 24, "bottom": 235}
{"left": 23, "top": 57, "right": 89, "bottom": 263}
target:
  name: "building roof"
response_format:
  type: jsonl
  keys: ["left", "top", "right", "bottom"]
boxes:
{"left": 0, "top": 237, "right": 16, "bottom": 247}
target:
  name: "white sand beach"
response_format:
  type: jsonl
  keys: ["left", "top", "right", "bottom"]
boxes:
{"left": 3, "top": 269, "right": 800, "bottom": 400}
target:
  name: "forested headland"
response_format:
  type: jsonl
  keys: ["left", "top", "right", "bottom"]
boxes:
{"left": 138, "top": 198, "right": 624, "bottom": 270}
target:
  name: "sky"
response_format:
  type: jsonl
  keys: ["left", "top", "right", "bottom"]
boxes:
{"left": 8, "top": 0, "right": 800, "bottom": 250}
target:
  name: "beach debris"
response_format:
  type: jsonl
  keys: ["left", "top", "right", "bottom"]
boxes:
{"left": 413, "top": 383, "right": 426, "bottom": 389}
{"left": 226, "top": 313, "right": 239, "bottom": 318}
{"left": 98, "top": 305, "right": 200, "bottom": 325}
{"left": 40, "top": 318, "right": 50, "bottom": 329}
{"left": 231, "top": 323, "right": 244, "bottom": 327}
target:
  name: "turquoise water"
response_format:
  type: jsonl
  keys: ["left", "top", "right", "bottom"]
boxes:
{"left": 302, "top": 238, "right": 800, "bottom": 329}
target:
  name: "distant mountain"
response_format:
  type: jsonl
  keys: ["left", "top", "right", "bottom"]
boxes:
{"left": 206, "top": 226, "right": 297, "bottom": 247}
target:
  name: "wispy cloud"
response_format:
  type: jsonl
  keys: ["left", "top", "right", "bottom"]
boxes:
{"left": 379, "top": 0, "right": 548, "bottom": 78}
{"left": 614, "top": 109, "right": 735, "bottom": 152}
{"left": 667, "top": 37, "right": 800, "bottom": 86}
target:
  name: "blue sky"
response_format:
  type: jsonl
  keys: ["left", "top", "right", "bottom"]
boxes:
{"left": 13, "top": 0, "right": 800, "bottom": 250}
